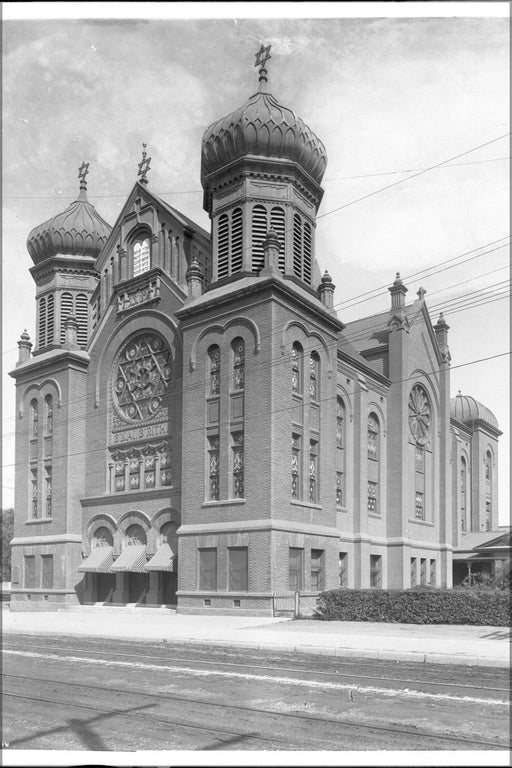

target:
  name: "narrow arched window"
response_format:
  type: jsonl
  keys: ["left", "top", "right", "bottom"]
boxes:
{"left": 232, "top": 338, "right": 245, "bottom": 390}
{"left": 309, "top": 353, "right": 319, "bottom": 401}
{"left": 270, "top": 206, "right": 286, "bottom": 273}
{"left": 367, "top": 413, "right": 380, "bottom": 515}
{"left": 208, "top": 345, "right": 220, "bottom": 396}
{"left": 291, "top": 342, "right": 303, "bottom": 395}
{"left": 133, "top": 237, "right": 151, "bottom": 277}
{"left": 293, "top": 214, "right": 302, "bottom": 278}
{"left": 31, "top": 399, "right": 39, "bottom": 438}
{"left": 75, "top": 293, "right": 89, "bottom": 348}
{"left": 251, "top": 205, "right": 267, "bottom": 272}
{"left": 231, "top": 208, "right": 243, "bottom": 273}
{"left": 217, "top": 214, "right": 229, "bottom": 279}
{"left": 125, "top": 524, "right": 147, "bottom": 546}
{"left": 45, "top": 395, "right": 53, "bottom": 435}
{"left": 367, "top": 414, "right": 379, "bottom": 460}
{"left": 336, "top": 397, "right": 345, "bottom": 507}
{"left": 60, "top": 292, "right": 74, "bottom": 344}
{"left": 46, "top": 294, "right": 55, "bottom": 345}
{"left": 485, "top": 451, "right": 492, "bottom": 482}
{"left": 460, "top": 456, "right": 467, "bottom": 532}
{"left": 38, "top": 297, "right": 47, "bottom": 348}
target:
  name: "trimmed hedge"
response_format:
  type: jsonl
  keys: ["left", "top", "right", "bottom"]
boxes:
{"left": 317, "top": 588, "right": 511, "bottom": 626}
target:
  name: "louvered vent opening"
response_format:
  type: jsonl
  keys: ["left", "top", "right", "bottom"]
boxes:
{"left": 60, "top": 292, "right": 74, "bottom": 344}
{"left": 217, "top": 214, "right": 229, "bottom": 279}
{"left": 46, "top": 295, "right": 55, "bottom": 345}
{"left": 231, "top": 208, "right": 243, "bottom": 274}
{"left": 293, "top": 215, "right": 302, "bottom": 278}
{"left": 303, "top": 223, "right": 312, "bottom": 284}
{"left": 251, "top": 205, "right": 267, "bottom": 273}
{"left": 75, "top": 293, "right": 89, "bottom": 348}
{"left": 38, "top": 298, "right": 47, "bottom": 349}
{"left": 270, "top": 207, "right": 286, "bottom": 273}
{"left": 91, "top": 301, "right": 98, "bottom": 332}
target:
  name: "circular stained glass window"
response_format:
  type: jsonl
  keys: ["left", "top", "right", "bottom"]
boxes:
{"left": 408, "top": 385, "right": 431, "bottom": 445}
{"left": 113, "top": 333, "right": 172, "bottom": 422}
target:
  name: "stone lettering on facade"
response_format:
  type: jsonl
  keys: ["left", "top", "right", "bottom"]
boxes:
{"left": 117, "top": 277, "right": 160, "bottom": 313}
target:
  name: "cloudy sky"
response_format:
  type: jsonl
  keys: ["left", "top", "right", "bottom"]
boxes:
{"left": 2, "top": 4, "right": 509, "bottom": 522}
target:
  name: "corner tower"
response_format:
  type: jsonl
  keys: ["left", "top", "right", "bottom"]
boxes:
{"left": 201, "top": 45, "right": 327, "bottom": 288}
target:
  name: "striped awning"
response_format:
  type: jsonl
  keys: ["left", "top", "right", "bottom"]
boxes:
{"left": 110, "top": 544, "right": 147, "bottom": 573}
{"left": 78, "top": 546, "right": 114, "bottom": 573}
{"left": 144, "top": 543, "right": 176, "bottom": 572}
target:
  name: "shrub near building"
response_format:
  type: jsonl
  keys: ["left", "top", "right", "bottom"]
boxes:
{"left": 317, "top": 588, "right": 510, "bottom": 626}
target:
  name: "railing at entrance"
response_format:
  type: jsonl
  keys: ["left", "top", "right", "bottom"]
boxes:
{"left": 272, "top": 591, "right": 321, "bottom": 617}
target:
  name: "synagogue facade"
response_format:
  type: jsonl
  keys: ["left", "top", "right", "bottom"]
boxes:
{"left": 9, "top": 49, "right": 503, "bottom": 614}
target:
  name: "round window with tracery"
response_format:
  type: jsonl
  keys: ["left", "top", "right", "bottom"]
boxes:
{"left": 113, "top": 333, "right": 172, "bottom": 422}
{"left": 408, "top": 385, "right": 431, "bottom": 445}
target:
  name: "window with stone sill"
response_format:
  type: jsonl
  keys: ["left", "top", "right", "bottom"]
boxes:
{"left": 336, "top": 471, "right": 344, "bottom": 507}
{"left": 31, "top": 469, "right": 38, "bottom": 519}
{"left": 367, "top": 481, "right": 378, "bottom": 514}
{"left": 232, "top": 433, "right": 244, "bottom": 498}
{"left": 370, "top": 554, "right": 382, "bottom": 588}
{"left": 44, "top": 467, "right": 52, "bottom": 518}
{"left": 309, "top": 439, "right": 318, "bottom": 503}
{"left": 208, "top": 436, "right": 220, "bottom": 501}
{"left": 291, "top": 434, "right": 301, "bottom": 500}
{"left": 415, "top": 491, "right": 424, "bottom": 520}
{"left": 336, "top": 397, "right": 345, "bottom": 449}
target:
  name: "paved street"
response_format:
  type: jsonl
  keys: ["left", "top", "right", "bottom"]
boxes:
{"left": 2, "top": 633, "right": 510, "bottom": 753}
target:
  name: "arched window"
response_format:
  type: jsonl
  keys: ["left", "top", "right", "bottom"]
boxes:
{"left": 160, "top": 522, "right": 178, "bottom": 549}
{"left": 485, "top": 451, "right": 492, "bottom": 482}
{"left": 367, "top": 413, "right": 379, "bottom": 515}
{"left": 133, "top": 237, "right": 151, "bottom": 277}
{"left": 291, "top": 342, "right": 303, "bottom": 395}
{"left": 208, "top": 345, "right": 220, "bottom": 396}
{"left": 93, "top": 526, "right": 113, "bottom": 548}
{"left": 309, "top": 353, "right": 319, "bottom": 401}
{"left": 38, "top": 297, "right": 47, "bottom": 348}
{"left": 232, "top": 338, "right": 245, "bottom": 391}
{"left": 336, "top": 397, "right": 345, "bottom": 507}
{"left": 231, "top": 208, "right": 243, "bottom": 273}
{"left": 31, "top": 399, "right": 39, "bottom": 438}
{"left": 460, "top": 456, "right": 467, "bottom": 532}
{"left": 293, "top": 214, "right": 302, "bottom": 278}
{"left": 44, "top": 395, "right": 53, "bottom": 435}
{"left": 46, "top": 294, "right": 55, "bottom": 345}
{"left": 217, "top": 213, "right": 229, "bottom": 279}
{"left": 125, "top": 524, "right": 147, "bottom": 546}
{"left": 270, "top": 206, "right": 286, "bottom": 273}
{"left": 75, "top": 293, "right": 89, "bottom": 347}
{"left": 60, "top": 292, "right": 74, "bottom": 344}
{"left": 251, "top": 205, "right": 267, "bottom": 272}
{"left": 409, "top": 385, "right": 431, "bottom": 521}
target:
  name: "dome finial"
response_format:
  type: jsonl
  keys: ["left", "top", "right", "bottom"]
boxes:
{"left": 78, "top": 161, "right": 89, "bottom": 199}
{"left": 137, "top": 142, "right": 151, "bottom": 186}
{"left": 255, "top": 43, "right": 271, "bottom": 93}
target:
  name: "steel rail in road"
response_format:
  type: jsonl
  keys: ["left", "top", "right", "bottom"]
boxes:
{"left": 3, "top": 638, "right": 509, "bottom": 697}
{"left": 3, "top": 672, "right": 509, "bottom": 751}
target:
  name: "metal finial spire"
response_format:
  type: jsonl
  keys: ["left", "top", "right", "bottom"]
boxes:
{"left": 78, "top": 161, "right": 89, "bottom": 191}
{"left": 255, "top": 43, "right": 271, "bottom": 92}
{"left": 137, "top": 143, "right": 151, "bottom": 185}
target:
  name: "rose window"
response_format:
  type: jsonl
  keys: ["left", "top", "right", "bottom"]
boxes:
{"left": 408, "top": 385, "right": 431, "bottom": 445}
{"left": 113, "top": 334, "right": 172, "bottom": 421}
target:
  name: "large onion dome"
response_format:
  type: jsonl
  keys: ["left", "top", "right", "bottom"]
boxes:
{"left": 450, "top": 391, "right": 499, "bottom": 431}
{"left": 201, "top": 70, "right": 327, "bottom": 186}
{"left": 27, "top": 177, "right": 111, "bottom": 264}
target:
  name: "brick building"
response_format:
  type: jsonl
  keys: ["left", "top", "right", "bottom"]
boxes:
{"left": 9, "top": 50, "right": 502, "bottom": 614}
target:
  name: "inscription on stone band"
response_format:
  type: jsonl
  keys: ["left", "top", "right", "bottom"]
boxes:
{"left": 117, "top": 277, "right": 160, "bottom": 313}
{"left": 112, "top": 422, "right": 167, "bottom": 444}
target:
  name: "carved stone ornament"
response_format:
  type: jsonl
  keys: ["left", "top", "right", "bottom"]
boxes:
{"left": 113, "top": 333, "right": 171, "bottom": 422}
{"left": 408, "top": 385, "right": 431, "bottom": 445}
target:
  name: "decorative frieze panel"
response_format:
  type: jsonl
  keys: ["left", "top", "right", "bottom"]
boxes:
{"left": 116, "top": 276, "right": 160, "bottom": 314}
{"left": 109, "top": 440, "right": 173, "bottom": 492}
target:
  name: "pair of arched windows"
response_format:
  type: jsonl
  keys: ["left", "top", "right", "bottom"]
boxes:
{"left": 208, "top": 339, "right": 246, "bottom": 396}
{"left": 30, "top": 395, "right": 53, "bottom": 439}
{"left": 291, "top": 343, "right": 320, "bottom": 401}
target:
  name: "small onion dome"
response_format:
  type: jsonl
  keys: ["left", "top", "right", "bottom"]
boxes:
{"left": 450, "top": 391, "right": 499, "bottom": 430}
{"left": 201, "top": 89, "right": 327, "bottom": 186}
{"left": 392, "top": 272, "right": 404, "bottom": 286}
{"left": 27, "top": 183, "right": 111, "bottom": 264}
{"left": 321, "top": 270, "right": 333, "bottom": 283}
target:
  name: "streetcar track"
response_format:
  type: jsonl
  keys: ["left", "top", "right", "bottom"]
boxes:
{"left": 3, "top": 676, "right": 508, "bottom": 750}
{"left": 3, "top": 639, "right": 508, "bottom": 695}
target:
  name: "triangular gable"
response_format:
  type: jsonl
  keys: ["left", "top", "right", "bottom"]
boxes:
{"left": 474, "top": 530, "right": 512, "bottom": 551}
{"left": 408, "top": 299, "right": 444, "bottom": 366}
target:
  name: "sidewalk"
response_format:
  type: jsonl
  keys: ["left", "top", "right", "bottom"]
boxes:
{"left": 2, "top": 605, "right": 510, "bottom": 668}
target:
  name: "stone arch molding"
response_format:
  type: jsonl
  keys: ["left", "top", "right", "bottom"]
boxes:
{"left": 86, "top": 513, "right": 118, "bottom": 541}
{"left": 150, "top": 507, "right": 180, "bottom": 530}
{"left": 94, "top": 310, "right": 180, "bottom": 407}
{"left": 19, "top": 378, "right": 63, "bottom": 418}
{"left": 190, "top": 316, "right": 261, "bottom": 372}
{"left": 367, "top": 401, "right": 387, "bottom": 436}
{"left": 117, "top": 509, "right": 152, "bottom": 531}
{"left": 281, "top": 320, "right": 333, "bottom": 374}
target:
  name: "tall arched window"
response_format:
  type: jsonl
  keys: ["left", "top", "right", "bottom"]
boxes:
{"left": 60, "top": 292, "right": 74, "bottom": 344}
{"left": 217, "top": 214, "right": 229, "bottom": 279}
{"left": 270, "top": 206, "right": 286, "bottom": 273}
{"left": 291, "top": 342, "right": 303, "bottom": 395}
{"left": 38, "top": 297, "right": 47, "bottom": 348}
{"left": 367, "top": 413, "right": 379, "bottom": 515}
{"left": 45, "top": 395, "right": 53, "bottom": 435}
{"left": 409, "top": 385, "right": 431, "bottom": 521}
{"left": 485, "top": 451, "right": 492, "bottom": 482}
{"left": 125, "top": 524, "right": 147, "bottom": 546}
{"left": 232, "top": 338, "right": 245, "bottom": 391}
{"left": 460, "top": 456, "right": 467, "bottom": 531}
{"left": 251, "top": 205, "right": 267, "bottom": 272}
{"left": 485, "top": 451, "right": 492, "bottom": 530}
{"left": 31, "top": 399, "right": 39, "bottom": 438}
{"left": 75, "top": 293, "right": 89, "bottom": 347}
{"left": 133, "top": 237, "right": 151, "bottom": 277}
{"left": 208, "top": 345, "right": 221, "bottom": 396}
{"left": 309, "top": 353, "right": 319, "bottom": 402}
{"left": 46, "top": 294, "right": 55, "bottom": 345}
{"left": 336, "top": 397, "right": 345, "bottom": 507}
